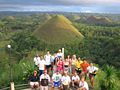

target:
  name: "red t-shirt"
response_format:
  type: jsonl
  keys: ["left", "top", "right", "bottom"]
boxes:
{"left": 81, "top": 63, "right": 89, "bottom": 73}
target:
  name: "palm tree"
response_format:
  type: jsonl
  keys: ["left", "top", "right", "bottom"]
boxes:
{"left": 100, "top": 65, "right": 119, "bottom": 90}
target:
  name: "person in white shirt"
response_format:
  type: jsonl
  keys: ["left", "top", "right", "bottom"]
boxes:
{"left": 52, "top": 70, "right": 62, "bottom": 88}
{"left": 78, "top": 77, "right": 89, "bottom": 90}
{"left": 61, "top": 70, "right": 71, "bottom": 90}
{"left": 57, "top": 49, "right": 63, "bottom": 59}
{"left": 40, "top": 70, "right": 50, "bottom": 90}
{"left": 44, "top": 51, "right": 52, "bottom": 73}
{"left": 33, "top": 54, "right": 40, "bottom": 66}
{"left": 72, "top": 72, "right": 80, "bottom": 87}
{"left": 38, "top": 56, "right": 46, "bottom": 76}
{"left": 87, "top": 63, "right": 98, "bottom": 87}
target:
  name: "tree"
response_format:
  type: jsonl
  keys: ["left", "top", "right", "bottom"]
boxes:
{"left": 100, "top": 65, "right": 119, "bottom": 90}
{"left": 10, "top": 31, "right": 40, "bottom": 60}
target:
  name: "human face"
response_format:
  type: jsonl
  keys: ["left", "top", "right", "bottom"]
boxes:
{"left": 47, "top": 51, "right": 50, "bottom": 55}
{"left": 90, "top": 63, "right": 93, "bottom": 66}
{"left": 81, "top": 77, "right": 85, "bottom": 82}
{"left": 67, "top": 55, "right": 70, "bottom": 58}
{"left": 44, "top": 70, "right": 47, "bottom": 75}
{"left": 34, "top": 71, "right": 37, "bottom": 76}
{"left": 78, "top": 57, "right": 81, "bottom": 60}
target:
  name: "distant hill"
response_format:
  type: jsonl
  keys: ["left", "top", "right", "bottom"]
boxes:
{"left": 66, "top": 14, "right": 81, "bottom": 21}
{"left": 85, "top": 16, "right": 112, "bottom": 25}
{"left": 33, "top": 15, "right": 84, "bottom": 44}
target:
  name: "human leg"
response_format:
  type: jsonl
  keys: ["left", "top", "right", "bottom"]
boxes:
{"left": 39, "top": 70, "right": 44, "bottom": 76}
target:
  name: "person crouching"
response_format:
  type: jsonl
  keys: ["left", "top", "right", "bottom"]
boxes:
{"left": 61, "top": 70, "right": 71, "bottom": 90}
{"left": 72, "top": 71, "right": 80, "bottom": 87}
{"left": 29, "top": 70, "right": 39, "bottom": 89}
{"left": 40, "top": 70, "right": 50, "bottom": 90}
{"left": 52, "top": 70, "right": 62, "bottom": 89}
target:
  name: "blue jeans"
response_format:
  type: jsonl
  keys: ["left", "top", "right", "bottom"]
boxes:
{"left": 39, "top": 70, "right": 44, "bottom": 76}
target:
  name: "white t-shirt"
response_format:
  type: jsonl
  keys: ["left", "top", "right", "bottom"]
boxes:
{"left": 72, "top": 75, "right": 80, "bottom": 81}
{"left": 61, "top": 75, "right": 71, "bottom": 85}
{"left": 38, "top": 60, "right": 46, "bottom": 70}
{"left": 87, "top": 66, "right": 98, "bottom": 73}
{"left": 40, "top": 74, "right": 50, "bottom": 82}
{"left": 52, "top": 73, "right": 62, "bottom": 82}
{"left": 57, "top": 53, "right": 63, "bottom": 58}
{"left": 44, "top": 54, "right": 51, "bottom": 65}
{"left": 79, "top": 81, "right": 89, "bottom": 90}
{"left": 34, "top": 56, "right": 40, "bottom": 65}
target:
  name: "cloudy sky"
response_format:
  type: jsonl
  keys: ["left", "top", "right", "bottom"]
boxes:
{"left": 0, "top": 0, "right": 120, "bottom": 13}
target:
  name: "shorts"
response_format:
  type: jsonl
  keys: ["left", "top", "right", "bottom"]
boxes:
{"left": 30, "top": 82, "right": 39, "bottom": 86}
{"left": 46, "top": 65, "right": 51, "bottom": 69}
{"left": 76, "top": 68, "right": 82, "bottom": 74}
{"left": 54, "top": 81, "right": 60, "bottom": 87}
{"left": 62, "top": 84, "right": 69, "bottom": 90}
{"left": 89, "top": 73, "right": 96, "bottom": 78}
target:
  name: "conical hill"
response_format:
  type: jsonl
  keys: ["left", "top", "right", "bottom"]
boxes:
{"left": 33, "top": 15, "right": 84, "bottom": 44}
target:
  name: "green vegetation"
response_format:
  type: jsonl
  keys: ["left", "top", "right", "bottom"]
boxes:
{"left": 33, "top": 15, "right": 84, "bottom": 44}
{"left": 0, "top": 12, "right": 120, "bottom": 89}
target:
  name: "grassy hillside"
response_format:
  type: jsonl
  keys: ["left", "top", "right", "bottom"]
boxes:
{"left": 85, "top": 16, "right": 112, "bottom": 25}
{"left": 33, "top": 15, "right": 84, "bottom": 44}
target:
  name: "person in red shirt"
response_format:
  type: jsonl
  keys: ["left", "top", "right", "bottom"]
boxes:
{"left": 80, "top": 58, "right": 89, "bottom": 79}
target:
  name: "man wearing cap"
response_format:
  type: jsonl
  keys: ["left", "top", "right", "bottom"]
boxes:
{"left": 29, "top": 70, "right": 39, "bottom": 89}
{"left": 40, "top": 70, "right": 50, "bottom": 90}
{"left": 52, "top": 70, "right": 62, "bottom": 89}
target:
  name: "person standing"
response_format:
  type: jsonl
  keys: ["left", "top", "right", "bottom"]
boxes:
{"left": 33, "top": 54, "right": 40, "bottom": 67}
{"left": 40, "top": 70, "right": 50, "bottom": 90}
{"left": 57, "top": 57, "right": 64, "bottom": 74}
{"left": 80, "top": 58, "right": 89, "bottom": 79}
{"left": 87, "top": 63, "right": 98, "bottom": 87}
{"left": 66, "top": 55, "right": 72, "bottom": 74}
{"left": 57, "top": 49, "right": 63, "bottom": 59}
{"left": 44, "top": 51, "right": 51, "bottom": 74}
{"left": 75, "top": 57, "right": 83, "bottom": 75}
{"left": 38, "top": 56, "right": 46, "bottom": 76}
{"left": 71, "top": 55, "right": 77, "bottom": 74}
{"left": 64, "top": 58, "right": 69, "bottom": 72}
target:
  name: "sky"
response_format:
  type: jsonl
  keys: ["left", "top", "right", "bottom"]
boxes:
{"left": 0, "top": 0, "right": 120, "bottom": 13}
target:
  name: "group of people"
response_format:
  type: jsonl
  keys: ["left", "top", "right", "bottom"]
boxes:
{"left": 29, "top": 49, "right": 98, "bottom": 90}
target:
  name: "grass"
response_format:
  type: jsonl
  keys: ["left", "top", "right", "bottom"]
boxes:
{"left": 86, "top": 16, "right": 112, "bottom": 25}
{"left": 33, "top": 15, "right": 84, "bottom": 44}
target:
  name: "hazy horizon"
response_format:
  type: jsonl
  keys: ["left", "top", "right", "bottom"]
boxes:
{"left": 0, "top": 0, "right": 120, "bottom": 14}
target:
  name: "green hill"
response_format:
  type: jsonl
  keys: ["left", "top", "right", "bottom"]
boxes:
{"left": 33, "top": 15, "right": 84, "bottom": 44}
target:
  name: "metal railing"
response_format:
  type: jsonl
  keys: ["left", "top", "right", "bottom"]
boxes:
{"left": 0, "top": 83, "right": 29, "bottom": 90}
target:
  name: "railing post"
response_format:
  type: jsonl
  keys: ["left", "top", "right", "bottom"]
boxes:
{"left": 62, "top": 48, "right": 64, "bottom": 59}
{"left": 10, "top": 82, "right": 15, "bottom": 90}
